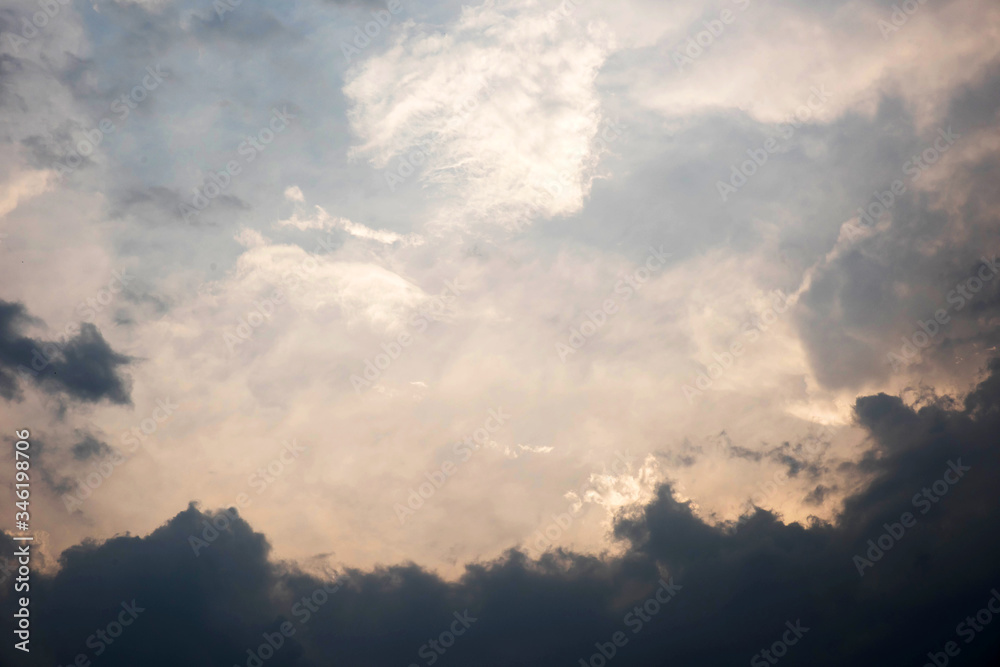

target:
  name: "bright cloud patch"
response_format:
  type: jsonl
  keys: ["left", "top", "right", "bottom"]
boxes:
{"left": 344, "top": 0, "right": 615, "bottom": 229}
{"left": 277, "top": 187, "right": 422, "bottom": 245}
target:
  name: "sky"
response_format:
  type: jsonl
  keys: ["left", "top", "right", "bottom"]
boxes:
{"left": 1, "top": 0, "right": 1000, "bottom": 664}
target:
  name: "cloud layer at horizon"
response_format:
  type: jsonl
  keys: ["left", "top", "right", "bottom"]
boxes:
{"left": 3, "top": 362, "right": 1000, "bottom": 665}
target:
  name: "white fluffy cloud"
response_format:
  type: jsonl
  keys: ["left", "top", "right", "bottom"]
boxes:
{"left": 345, "top": 0, "right": 615, "bottom": 229}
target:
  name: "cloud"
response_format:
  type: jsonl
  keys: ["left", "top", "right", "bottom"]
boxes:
{"left": 3, "top": 359, "right": 1000, "bottom": 665}
{"left": 111, "top": 186, "right": 251, "bottom": 226}
{"left": 0, "top": 169, "right": 50, "bottom": 219}
{"left": 344, "top": 0, "right": 615, "bottom": 230}
{"left": 71, "top": 435, "right": 113, "bottom": 461}
{"left": 791, "top": 94, "right": 1000, "bottom": 391}
{"left": 224, "top": 235, "right": 433, "bottom": 332}
{"left": 0, "top": 300, "right": 133, "bottom": 405}
{"left": 616, "top": 0, "right": 1000, "bottom": 128}
{"left": 1, "top": 0, "right": 999, "bottom": 654}
{"left": 277, "top": 188, "right": 422, "bottom": 245}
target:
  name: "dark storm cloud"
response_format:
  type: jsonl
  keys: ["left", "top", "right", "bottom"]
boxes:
{"left": 0, "top": 300, "right": 133, "bottom": 404}
{"left": 803, "top": 483, "right": 833, "bottom": 506}
{"left": 654, "top": 437, "right": 704, "bottom": 467}
{"left": 71, "top": 434, "right": 113, "bottom": 461}
{"left": 722, "top": 438, "right": 826, "bottom": 479}
{"left": 4, "top": 359, "right": 1000, "bottom": 666}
